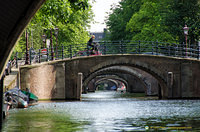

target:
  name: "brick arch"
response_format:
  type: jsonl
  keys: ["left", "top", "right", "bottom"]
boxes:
{"left": 95, "top": 78, "right": 122, "bottom": 90}
{"left": 65, "top": 55, "right": 180, "bottom": 99}
{"left": 82, "top": 66, "right": 148, "bottom": 94}
{"left": 89, "top": 60, "right": 166, "bottom": 85}
{"left": 81, "top": 61, "right": 166, "bottom": 98}
{"left": 92, "top": 75, "right": 129, "bottom": 91}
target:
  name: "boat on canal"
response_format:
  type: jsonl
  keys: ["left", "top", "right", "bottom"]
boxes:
{"left": 4, "top": 87, "right": 38, "bottom": 109}
{"left": 21, "top": 89, "right": 38, "bottom": 104}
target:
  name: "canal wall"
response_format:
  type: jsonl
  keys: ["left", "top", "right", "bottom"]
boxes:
{"left": 20, "top": 61, "right": 66, "bottom": 100}
{"left": 4, "top": 69, "right": 19, "bottom": 91}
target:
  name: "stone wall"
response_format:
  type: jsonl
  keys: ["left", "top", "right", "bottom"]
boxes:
{"left": 65, "top": 55, "right": 200, "bottom": 99}
{"left": 20, "top": 61, "right": 65, "bottom": 100}
{"left": 19, "top": 55, "right": 200, "bottom": 100}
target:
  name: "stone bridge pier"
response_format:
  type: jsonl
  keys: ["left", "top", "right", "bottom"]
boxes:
{"left": 19, "top": 55, "right": 200, "bottom": 100}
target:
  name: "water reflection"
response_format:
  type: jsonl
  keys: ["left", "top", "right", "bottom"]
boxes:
{"left": 2, "top": 91, "right": 200, "bottom": 131}
{"left": 2, "top": 109, "right": 89, "bottom": 132}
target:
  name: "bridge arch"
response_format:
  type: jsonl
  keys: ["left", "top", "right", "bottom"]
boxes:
{"left": 83, "top": 65, "right": 158, "bottom": 95}
{"left": 91, "top": 75, "right": 129, "bottom": 91}
{"left": 63, "top": 55, "right": 177, "bottom": 99}
{"left": 89, "top": 61, "right": 166, "bottom": 86}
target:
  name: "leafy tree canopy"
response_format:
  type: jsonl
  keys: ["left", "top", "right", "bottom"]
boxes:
{"left": 106, "top": 0, "right": 143, "bottom": 41}
{"left": 106, "top": 0, "right": 200, "bottom": 45}
{"left": 13, "top": 0, "right": 93, "bottom": 56}
{"left": 126, "top": 0, "right": 174, "bottom": 42}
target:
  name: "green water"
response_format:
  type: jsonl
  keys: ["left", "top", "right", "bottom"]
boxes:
{"left": 2, "top": 91, "right": 200, "bottom": 131}
{"left": 3, "top": 109, "right": 89, "bottom": 132}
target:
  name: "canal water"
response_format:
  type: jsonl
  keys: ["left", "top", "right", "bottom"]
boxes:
{"left": 2, "top": 91, "right": 200, "bottom": 131}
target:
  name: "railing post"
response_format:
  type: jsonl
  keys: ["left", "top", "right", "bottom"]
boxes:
{"left": 190, "top": 43, "right": 192, "bottom": 58}
{"left": 87, "top": 44, "right": 89, "bottom": 56}
{"left": 103, "top": 41, "right": 106, "bottom": 55}
{"left": 151, "top": 42, "right": 154, "bottom": 55}
{"left": 29, "top": 48, "right": 32, "bottom": 64}
{"left": 38, "top": 49, "right": 41, "bottom": 63}
{"left": 198, "top": 41, "right": 200, "bottom": 60}
{"left": 69, "top": 45, "right": 72, "bottom": 58}
{"left": 156, "top": 41, "right": 158, "bottom": 55}
{"left": 51, "top": 47, "right": 54, "bottom": 61}
{"left": 15, "top": 52, "right": 18, "bottom": 68}
{"left": 25, "top": 30, "right": 29, "bottom": 65}
{"left": 175, "top": 44, "right": 177, "bottom": 57}
{"left": 168, "top": 43, "right": 170, "bottom": 56}
{"left": 50, "top": 29, "right": 54, "bottom": 61}
{"left": 120, "top": 41, "right": 123, "bottom": 54}
{"left": 46, "top": 48, "right": 49, "bottom": 62}
{"left": 138, "top": 40, "right": 141, "bottom": 54}
{"left": 62, "top": 45, "right": 64, "bottom": 59}
{"left": 182, "top": 42, "right": 184, "bottom": 57}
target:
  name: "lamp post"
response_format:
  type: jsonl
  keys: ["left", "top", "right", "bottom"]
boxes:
{"left": 41, "top": 34, "right": 46, "bottom": 48}
{"left": 50, "top": 29, "right": 54, "bottom": 60}
{"left": 54, "top": 27, "right": 59, "bottom": 59}
{"left": 183, "top": 25, "right": 189, "bottom": 57}
{"left": 25, "top": 30, "right": 29, "bottom": 64}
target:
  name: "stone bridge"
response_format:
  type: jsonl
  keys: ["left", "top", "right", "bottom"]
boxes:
{"left": 0, "top": 1, "right": 200, "bottom": 101}
{"left": 19, "top": 54, "right": 200, "bottom": 100}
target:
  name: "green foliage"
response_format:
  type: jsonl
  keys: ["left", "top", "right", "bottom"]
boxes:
{"left": 13, "top": 0, "right": 93, "bottom": 57}
{"left": 162, "top": 0, "right": 200, "bottom": 44}
{"left": 106, "top": 0, "right": 200, "bottom": 46}
{"left": 106, "top": 0, "right": 143, "bottom": 41}
{"left": 126, "top": 0, "right": 174, "bottom": 42}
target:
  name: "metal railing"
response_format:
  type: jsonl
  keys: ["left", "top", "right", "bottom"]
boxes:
{"left": 14, "top": 40, "right": 200, "bottom": 67}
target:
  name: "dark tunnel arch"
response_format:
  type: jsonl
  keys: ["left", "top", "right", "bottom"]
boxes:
{"left": 82, "top": 59, "right": 168, "bottom": 98}
{"left": 82, "top": 65, "right": 161, "bottom": 97}
{"left": 94, "top": 75, "right": 128, "bottom": 90}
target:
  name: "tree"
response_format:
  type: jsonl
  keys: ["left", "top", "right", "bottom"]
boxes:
{"left": 107, "top": 0, "right": 200, "bottom": 46}
{"left": 13, "top": 0, "right": 93, "bottom": 57}
{"left": 106, "top": 0, "right": 143, "bottom": 41}
{"left": 162, "top": 0, "right": 200, "bottom": 45}
{"left": 126, "top": 0, "right": 174, "bottom": 42}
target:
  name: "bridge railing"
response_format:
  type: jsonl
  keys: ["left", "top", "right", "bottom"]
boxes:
{"left": 98, "top": 40, "right": 200, "bottom": 59}
{"left": 14, "top": 40, "right": 200, "bottom": 67}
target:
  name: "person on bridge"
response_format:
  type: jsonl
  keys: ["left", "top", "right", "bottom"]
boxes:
{"left": 87, "top": 35, "right": 96, "bottom": 55}
{"left": 87, "top": 35, "right": 95, "bottom": 50}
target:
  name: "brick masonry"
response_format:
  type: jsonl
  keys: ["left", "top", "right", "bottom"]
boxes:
{"left": 20, "top": 55, "right": 200, "bottom": 100}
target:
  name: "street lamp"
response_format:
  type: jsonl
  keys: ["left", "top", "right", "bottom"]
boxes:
{"left": 41, "top": 34, "right": 46, "bottom": 48}
{"left": 25, "top": 30, "right": 29, "bottom": 64}
{"left": 183, "top": 25, "right": 189, "bottom": 57}
{"left": 54, "top": 27, "right": 59, "bottom": 59}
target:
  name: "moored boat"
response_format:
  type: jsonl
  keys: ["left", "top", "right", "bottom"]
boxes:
{"left": 4, "top": 87, "right": 38, "bottom": 108}
{"left": 21, "top": 89, "right": 38, "bottom": 103}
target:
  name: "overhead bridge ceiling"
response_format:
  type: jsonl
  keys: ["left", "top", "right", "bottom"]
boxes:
{"left": 0, "top": 0, "right": 45, "bottom": 78}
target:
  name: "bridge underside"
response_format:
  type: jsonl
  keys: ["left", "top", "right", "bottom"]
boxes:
{"left": 0, "top": 0, "right": 45, "bottom": 78}
{"left": 83, "top": 66, "right": 159, "bottom": 96}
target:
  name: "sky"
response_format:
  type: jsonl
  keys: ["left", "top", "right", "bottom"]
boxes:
{"left": 89, "top": 0, "right": 121, "bottom": 32}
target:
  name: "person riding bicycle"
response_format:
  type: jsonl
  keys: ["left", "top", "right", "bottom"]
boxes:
{"left": 87, "top": 35, "right": 95, "bottom": 54}
{"left": 87, "top": 35, "right": 95, "bottom": 49}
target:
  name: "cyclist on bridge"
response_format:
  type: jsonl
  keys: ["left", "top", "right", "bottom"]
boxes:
{"left": 87, "top": 35, "right": 95, "bottom": 50}
{"left": 87, "top": 35, "right": 97, "bottom": 55}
